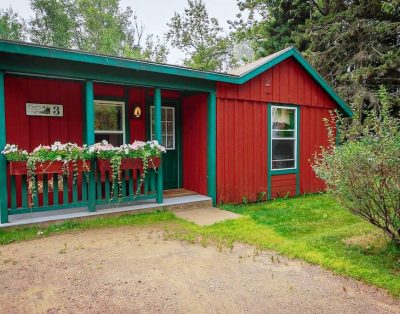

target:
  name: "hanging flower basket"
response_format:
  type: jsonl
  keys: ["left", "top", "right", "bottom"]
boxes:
{"left": 8, "top": 160, "right": 91, "bottom": 176}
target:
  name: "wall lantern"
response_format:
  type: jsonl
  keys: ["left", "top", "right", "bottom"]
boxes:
{"left": 133, "top": 106, "right": 142, "bottom": 119}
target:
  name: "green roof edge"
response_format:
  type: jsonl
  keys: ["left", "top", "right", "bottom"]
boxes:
{"left": 0, "top": 40, "right": 352, "bottom": 117}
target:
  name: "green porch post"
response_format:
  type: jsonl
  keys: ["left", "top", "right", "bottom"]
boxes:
{"left": 207, "top": 90, "right": 217, "bottom": 206}
{"left": 154, "top": 87, "right": 163, "bottom": 203}
{"left": 0, "top": 72, "right": 8, "bottom": 223}
{"left": 85, "top": 80, "right": 96, "bottom": 212}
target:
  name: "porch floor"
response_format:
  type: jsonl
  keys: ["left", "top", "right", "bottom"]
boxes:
{"left": 1, "top": 189, "right": 211, "bottom": 228}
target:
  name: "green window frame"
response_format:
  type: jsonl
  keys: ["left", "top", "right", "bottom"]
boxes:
{"left": 267, "top": 104, "right": 301, "bottom": 199}
{"left": 270, "top": 105, "right": 298, "bottom": 171}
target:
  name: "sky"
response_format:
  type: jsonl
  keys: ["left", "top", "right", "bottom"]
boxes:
{"left": 0, "top": 0, "right": 241, "bottom": 64}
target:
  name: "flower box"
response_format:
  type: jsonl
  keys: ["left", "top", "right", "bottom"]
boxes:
{"left": 147, "top": 157, "right": 161, "bottom": 169}
{"left": 8, "top": 160, "right": 91, "bottom": 176}
{"left": 97, "top": 157, "right": 161, "bottom": 173}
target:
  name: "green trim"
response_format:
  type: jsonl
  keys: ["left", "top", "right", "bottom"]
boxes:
{"left": 271, "top": 169, "right": 297, "bottom": 175}
{"left": 85, "top": 80, "right": 96, "bottom": 212}
{"left": 207, "top": 91, "right": 217, "bottom": 206}
{"left": 124, "top": 87, "right": 131, "bottom": 144}
{"left": 8, "top": 202, "right": 88, "bottom": 215}
{"left": 267, "top": 103, "right": 300, "bottom": 200}
{"left": 85, "top": 81, "right": 95, "bottom": 144}
{"left": 0, "top": 40, "right": 231, "bottom": 82}
{"left": 0, "top": 40, "right": 351, "bottom": 116}
{"left": 175, "top": 99, "right": 183, "bottom": 188}
{"left": 0, "top": 56, "right": 216, "bottom": 93}
{"left": 0, "top": 72, "right": 8, "bottom": 223}
{"left": 267, "top": 105, "right": 272, "bottom": 200}
{"left": 154, "top": 88, "right": 163, "bottom": 203}
{"left": 296, "top": 107, "right": 301, "bottom": 195}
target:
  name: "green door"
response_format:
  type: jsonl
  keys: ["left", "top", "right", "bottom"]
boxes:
{"left": 149, "top": 102, "right": 181, "bottom": 190}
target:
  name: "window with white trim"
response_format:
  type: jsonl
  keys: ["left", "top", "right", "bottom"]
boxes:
{"left": 94, "top": 100, "right": 125, "bottom": 146}
{"left": 150, "top": 106, "right": 175, "bottom": 150}
{"left": 271, "top": 106, "right": 297, "bottom": 170}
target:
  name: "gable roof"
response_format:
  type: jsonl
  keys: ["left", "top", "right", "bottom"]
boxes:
{"left": 227, "top": 47, "right": 352, "bottom": 117}
{"left": 228, "top": 47, "right": 293, "bottom": 76}
{"left": 0, "top": 40, "right": 352, "bottom": 116}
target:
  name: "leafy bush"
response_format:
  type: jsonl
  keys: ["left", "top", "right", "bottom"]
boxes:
{"left": 312, "top": 87, "right": 400, "bottom": 246}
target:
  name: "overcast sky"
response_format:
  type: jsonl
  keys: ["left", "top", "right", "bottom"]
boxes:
{"left": 0, "top": 0, "right": 240, "bottom": 64}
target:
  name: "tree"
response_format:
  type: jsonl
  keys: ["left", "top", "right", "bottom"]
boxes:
{"left": 230, "top": 0, "right": 400, "bottom": 116}
{"left": 312, "top": 87, "right": 400, "bottom": 246}
{"left": 230, "top": 0, "right": 310, "bottom": 56}
{"left": 0, "top": 8, "right": 26, "bottom": 41}
{"left": 302, "top": 2, "right": 400, "bottom": 116}
{"left": 166, "top": 0, "right": 236, "bottom": 71}
{"left": 30, "top": 0, "right": 76, "bottom": 47}
{"left": 29, "top": 0, "right": 168, "bottom": 61}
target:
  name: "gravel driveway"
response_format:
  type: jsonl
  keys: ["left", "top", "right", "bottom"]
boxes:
{"left": 0, "top": 226, "right": 399, "bottom": 314}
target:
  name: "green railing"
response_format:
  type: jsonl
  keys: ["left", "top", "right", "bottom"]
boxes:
{"left": 7, "top": 163, "right": 159, "bottom": 215}
{"left": 95, "top": 168, "right": 158, "bottom": 205}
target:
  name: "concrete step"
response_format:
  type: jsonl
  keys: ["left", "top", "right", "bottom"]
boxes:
{"left": 173, "top": 206, "right": 241, "bottom": 226}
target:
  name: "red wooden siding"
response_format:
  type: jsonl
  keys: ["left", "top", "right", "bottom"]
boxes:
{"left": 216, "top": 99, "right": 267, "bottom": 204}
{"left": 4, "top": 75, "right": 84, "bottom": 208}
{"left": 271, "top": 174, "right": 296, "bottom": 198}
{"left": 182, "top": 94, "right": 208, "bottom": 195}
{"left": 5, "top": 75, "right": 84, "bottom": 149}
{"left": 94, "top": 83, "right": 125, "bottom": 98}
{"left": 299, "top": 107, "right": 331, "bottom": 193}
{"left": 216, "top": 57, "right": 337, "bottom": 203}
{"left": 128, "top": 87, "right": 147, "bottom": 141}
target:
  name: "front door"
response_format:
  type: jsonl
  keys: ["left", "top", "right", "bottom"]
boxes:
{"left": 149, "top": 103, "right": 180, "bottom": 189}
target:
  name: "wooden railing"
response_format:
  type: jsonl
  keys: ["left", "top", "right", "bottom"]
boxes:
{"left": 7, "top": 159, "right": 160, "bottom": 215}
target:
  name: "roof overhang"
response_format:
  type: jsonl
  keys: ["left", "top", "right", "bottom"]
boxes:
{"left": 0, "top": 40, "right": 352, "bottom": 117}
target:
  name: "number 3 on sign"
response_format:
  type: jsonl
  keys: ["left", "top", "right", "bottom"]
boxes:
{"left": 51, "top": 106, "right": 62, "bottom": 116}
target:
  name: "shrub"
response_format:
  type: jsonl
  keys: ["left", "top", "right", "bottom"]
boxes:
{"left": 312, "top": 87, "right": 400, "bottom": 246}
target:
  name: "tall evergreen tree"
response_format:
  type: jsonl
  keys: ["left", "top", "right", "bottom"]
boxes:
{"left": 231, "top": 0, "right": 400, "bottom": 114}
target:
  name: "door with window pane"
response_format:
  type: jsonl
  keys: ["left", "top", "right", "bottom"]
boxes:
{"left": 150, "top": 104, "right": 179, "bottom": 189}
{"left": 94, "top": 101, "right": 125, "bottom": 146}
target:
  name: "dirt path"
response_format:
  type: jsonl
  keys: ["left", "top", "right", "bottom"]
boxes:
{"left": 0, "top": 226, "right": 399, "bottom": 314}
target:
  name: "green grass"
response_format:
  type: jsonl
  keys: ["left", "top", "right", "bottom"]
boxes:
{"left": 0, "top": 210, "right": 176, "bottom": 245}
{"left": 0, "top": 194, "right": 399, "bottom": 297}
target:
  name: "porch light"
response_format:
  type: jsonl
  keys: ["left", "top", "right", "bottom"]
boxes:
{"left": 133, "top": 106, "right": 142, "bottom": 118}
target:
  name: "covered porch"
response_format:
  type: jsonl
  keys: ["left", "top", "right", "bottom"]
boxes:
{"left": 0, "top": 41, "right": 217, "bottom": 224}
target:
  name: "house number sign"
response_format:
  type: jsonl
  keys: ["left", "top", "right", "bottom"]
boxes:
{"left": 26, "top": 103, "right": 64, "bottom": 117}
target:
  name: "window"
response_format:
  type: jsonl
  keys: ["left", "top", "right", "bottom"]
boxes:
{"left": 94, "top": 101, "right": 125, "bottom": 146}
{"left": 271, "top": 106, "right": 297, "bottom": 170}
{"left": 150, "top": 106, "right": 175, "bottom": 150}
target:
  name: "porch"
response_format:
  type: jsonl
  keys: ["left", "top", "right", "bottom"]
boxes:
{"left": 0, "top": 41, "right": 217, "bottom": 224}
{"left": 0, "top": 189, "right": 212, "bottom": 228}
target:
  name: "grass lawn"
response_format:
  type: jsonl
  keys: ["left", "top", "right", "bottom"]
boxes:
{"left": 0, "top": 193, "right": 399, "bottom": 297}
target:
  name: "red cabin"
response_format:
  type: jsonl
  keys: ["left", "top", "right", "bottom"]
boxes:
{"left": 0, "top": 40, "right": 352, "bottom": 224}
